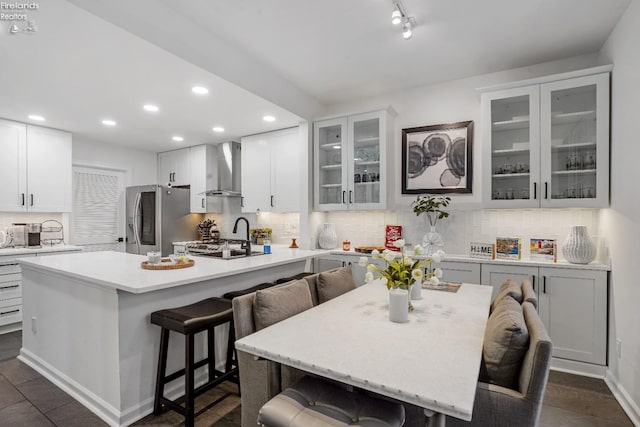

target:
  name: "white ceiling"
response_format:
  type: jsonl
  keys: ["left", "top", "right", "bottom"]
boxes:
{"left": 0, "top": 0, "right": 631, "bottom": 153}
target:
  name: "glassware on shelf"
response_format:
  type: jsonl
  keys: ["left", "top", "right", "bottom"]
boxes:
{"left": 583, "top": 150, "right": 596, "bottom": 169}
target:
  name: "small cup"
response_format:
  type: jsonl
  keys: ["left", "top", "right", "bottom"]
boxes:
{"left": 505, "top": 188, "right": 515, "bottom": 200}
{"left": 520, "top": 188, "right": 530, "bottom": 199}
{"left": 361, "top": 173, "right": 370, "bottom": 183}
{"left": 581, "top": 186, "right": 594, "bottom": 198}
{"left": 566, "top": 187, "right": 578, "bottom": 199}
{"left": 354, "top": 173, "right": 361, "bottom": 183}
{"left": 147, "top": 251, "right": 161, "bottom": 264}
{"left": 502, "top": 163, "right": 514, "bottom": 174}
{"left": 493, "top": 188, "right": 504, "bottom": 200}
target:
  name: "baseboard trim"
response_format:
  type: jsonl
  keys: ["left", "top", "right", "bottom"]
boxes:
{"left": 18, "top": 349, "right": 122, "bottom": 427}
{"left": 19, "top": 348, "right": 222, "bottom": 427}
{"left": 551, "top": 358, "right": 607, "bottom": 378}
{"left": 605, "top": 372, "right": 640, "bottom": 427}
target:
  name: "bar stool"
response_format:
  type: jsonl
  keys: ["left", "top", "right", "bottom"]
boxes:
{"left": 151, "top": 297, "right": 239, "bottom": 427}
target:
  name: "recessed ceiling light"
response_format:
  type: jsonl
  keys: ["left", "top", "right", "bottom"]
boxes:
{"left": 212, "top": 126, "right": 225, "bottom": 133}
{"left": 143, "top": 104, "right": 159, "bottom": 112}
{"left": 263, "top": 115, "right": 276, "bottom": 122}
{"left": 191, "top": 86, "right": 209, "bottom": 95}
{"left": 172, "top": 136, "right": 184, "bottom": 142}
{"left": 102, "top": 119, "right": 117, "bottom": 126}
{"left": 28, "top": 114, "right": 45, "bottom": 121}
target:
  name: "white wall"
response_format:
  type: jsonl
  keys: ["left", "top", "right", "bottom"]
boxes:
{"left": 598, "top": 0, "right": 640, "bottom": 422}
{"left": 312, "top": 54, "right": 608, "bottom": 262}
{"left": 72, "top": 137, "right": 157, "bottom": 186}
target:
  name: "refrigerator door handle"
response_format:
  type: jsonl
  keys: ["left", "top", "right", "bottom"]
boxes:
{"left": 132, "top": 192, "right": 142, "bottom": 252}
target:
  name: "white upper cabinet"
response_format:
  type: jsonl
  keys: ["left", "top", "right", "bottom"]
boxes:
{"left": 189, "top": 145, "right": 220, "bottom": 213}
{"left": 314, "top": 108, "right": 393, "bottom": 211}
{"left": 241, "top": 127, "right": 301, "bottom": 213}
{"left": 0, "top": 120, "right": 71, "bottom": 213}
{"left": 0, "top": 120, "right": 27, "bottom": 212}
{"left": 158, "top": 148, "right": 190, "bottom": 187}
{"left": 482, "top": 72, "right": 609, "bottom": 208}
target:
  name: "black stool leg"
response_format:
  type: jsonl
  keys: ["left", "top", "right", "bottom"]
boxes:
{"left": 153, "top": 328, "right": 170, "bottom": 415}
{"left": 185, "top": 333, "right": 195, "bottom": 427}
{"left": 208, "top": 326, "right": 216, "bottom": 382}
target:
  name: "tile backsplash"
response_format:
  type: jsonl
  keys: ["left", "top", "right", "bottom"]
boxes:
{"left": 322, "top": 208, "right": 603, "bottom": 263}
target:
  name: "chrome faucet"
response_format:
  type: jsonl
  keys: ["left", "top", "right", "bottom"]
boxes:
{"left": 232, "top": 216, "right": 251, "bottom": 256}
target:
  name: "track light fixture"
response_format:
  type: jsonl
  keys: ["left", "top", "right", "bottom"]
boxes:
{"left": 391, "top": 1, "right": 414, "bottom": 40}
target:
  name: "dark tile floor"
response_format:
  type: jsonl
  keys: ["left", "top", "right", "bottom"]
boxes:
{"left": 0, "top": 331, "right": 634, "bottom": 426}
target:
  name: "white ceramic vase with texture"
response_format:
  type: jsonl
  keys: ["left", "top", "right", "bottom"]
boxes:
{"left": 318, "top": 223, "right": 338, "bottom": 249}
{"left": 562, "top": 225, "right": 596, "bottom": 264}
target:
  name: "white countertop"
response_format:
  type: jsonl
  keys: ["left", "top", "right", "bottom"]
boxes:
{"left": 329, "top": 250, "right": 611, "bottom": 271}
{"left": 18, "top": 247, "right": 326, "bottom": 294}
{"left": 0, "top": 245, "right": 83, "bottom": 257}
{"left": 237, "top": 280, "right": 492, "bottom": 421}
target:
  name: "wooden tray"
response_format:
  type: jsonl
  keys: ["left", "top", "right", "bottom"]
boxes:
{"left": 354, "top": 246, "right": 386, "bottom": 254}
{"left": 141, "top": 258, "right": 195, "bottom": 270}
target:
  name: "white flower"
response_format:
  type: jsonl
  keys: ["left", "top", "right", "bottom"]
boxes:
{"left": 432, "top": 253, "right": 442, "bottom": 263}
{"left": 384, "top": 251, "right": 396, "bottom": 262}
{"left": 393, "top": 239, "right": 405, "bottom": 249}
{"left": 429, "top": 276, "right": 441, "bottom": 285}
{"left": 434, "top": 268, "right": 443, "bottom": 278}
{"left": 412, "top": 245, "right": 424, "bottom": 256}
{"left": 371, "top": 249, "right": 380, "bottom": 258}
{"left": 411, "top": 268, "right": 423, "bottom": 281}
{"left": 403, "top": 256, "right": 413, "bottom": 266}
{"left": 365, "top": 272, "right": 374, "bottom": 283}
{"left": 358, "top": 256, "right": 368, "bottom": 267}
{"left": 436, "top": 249, "right": 446, "bottom": 258}
{"left": 367, "top": 263, "right": 377, "bottom": 272}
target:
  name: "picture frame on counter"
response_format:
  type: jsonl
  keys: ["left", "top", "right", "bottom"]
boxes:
{"left": 496, "top": 237, "right": 521, "bottom": 260}
{"left": 469, "top": 242, "right": 495, "bottom": 260}
{"left": 530, "top": 238, "right": 557, "bottom": 262}
{"left": 401, "top": 120, "right": 473, "bottom": 194}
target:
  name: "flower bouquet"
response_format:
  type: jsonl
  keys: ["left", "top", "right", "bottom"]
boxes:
{"left": 359, "top": 239, "right": 445, "bottom": 304}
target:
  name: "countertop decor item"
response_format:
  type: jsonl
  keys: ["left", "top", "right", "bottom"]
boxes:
{"left": 141, "top": 257, "right": 195, "bottom": 270}
{"left": 562, "top": 225, "right": 596, "bottom": 264}
{"left": 412, "top": 195, "right": 450, "bottom": 255}
{"left": 318, "top": 223, "right": 338, "bottom": 249}
{"left": 289, "top": 238, "right": 299, "bottom": 248}
{"left": 359, "top": 240, "right": 445, "bottom": 319}
{"left": 250, "top": 227, "right": 272, "bottom": 245}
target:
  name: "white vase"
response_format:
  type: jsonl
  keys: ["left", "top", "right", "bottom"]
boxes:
{"left": 318, "top": 223, "right": 338, "bottom": 249}
{"left": 562, "top": 225, "right": 596, "bottom": 264}
{"left": 389, "top": 288, "right": 409, "bottom": 323}
{"left": 410, "top": 281, "right": 422, "bottom": 300}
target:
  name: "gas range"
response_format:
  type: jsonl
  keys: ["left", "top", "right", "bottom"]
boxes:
{"left": 185, "top": 240, "right": 263, "bottom": 259}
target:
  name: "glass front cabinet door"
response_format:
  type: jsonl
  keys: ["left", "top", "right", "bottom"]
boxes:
{"left": 314, "top": 109, "right": 392, "bottom": 211}
{"left": 482, "top": 72, "right": 609, "bottom": 208}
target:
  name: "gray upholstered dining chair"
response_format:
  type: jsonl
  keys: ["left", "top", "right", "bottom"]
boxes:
{"left": 447, "top": 300, "right": 552, "bottom": 427}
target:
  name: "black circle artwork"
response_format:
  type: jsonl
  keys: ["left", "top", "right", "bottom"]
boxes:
{"left": 407, "top": 133, "right": 466, "bottom": 186}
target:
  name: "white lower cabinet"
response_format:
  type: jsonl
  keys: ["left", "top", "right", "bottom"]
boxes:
{"left": 431, "top": 261, "right": 481, "bottom": 285}
{"left": 481, "top": 263, "right": 607, "bottom": 366}
{"left": 0, "top": 248, "right": 82, "bottom": 333}
{"left": 314, "top": 254, "right": 384, "bottom": 285}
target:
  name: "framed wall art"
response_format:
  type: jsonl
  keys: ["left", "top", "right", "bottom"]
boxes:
{"left": 401, "top": 120, "right": 473, "bottom": 194}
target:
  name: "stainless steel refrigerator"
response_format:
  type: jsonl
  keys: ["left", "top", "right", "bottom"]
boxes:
{"left": 126, "top": 185, "right": 199, "bottom": 256}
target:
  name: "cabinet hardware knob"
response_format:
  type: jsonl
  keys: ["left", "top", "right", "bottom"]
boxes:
{"left": 533, "top": 183, "right": 537, "bottom": 200}
{"left": 201, "top": 198, "right": 205, "bottom": 208}
{"left": 240, "top": 197, "right": 244, "bottom": 207}
{"left": 30, "top": 194, "right": 34, "bottom": 206}
{"left": 342, "top": 191, "right": 346, "bottom": 204}
{"left": 349, "top": 190, "right": 353, "bottom": 204}
{"left": 543, "top": 276, "right": 547, "bottom": 293}
{"left": 270, "top": 195, "right": 274, "bottom": 207}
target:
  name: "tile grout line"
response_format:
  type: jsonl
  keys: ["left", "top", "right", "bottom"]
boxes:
{"left": 1, "top": 372, "right": 61, "bottom": 426}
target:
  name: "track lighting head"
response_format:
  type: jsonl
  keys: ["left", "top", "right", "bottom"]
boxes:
{"left": 391, "top": 7, "right": 402, "bottom": 25}
{"left": 402, "top": 20, "right": 413, "bottom": 39}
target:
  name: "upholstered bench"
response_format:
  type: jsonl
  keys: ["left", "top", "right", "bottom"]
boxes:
{"left": 257, "top": 376, "right": 405, "bottom": 427}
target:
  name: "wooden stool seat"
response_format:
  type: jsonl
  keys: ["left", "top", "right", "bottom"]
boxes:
{"left": 151, "top": 297, "right": 239, "bottom": 427}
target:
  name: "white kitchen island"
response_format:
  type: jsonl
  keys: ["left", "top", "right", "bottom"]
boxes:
{"left": 17, "top": 248, "right": 322, "bottom": 427}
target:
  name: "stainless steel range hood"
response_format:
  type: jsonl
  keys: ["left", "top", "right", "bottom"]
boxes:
{"left": 203, "top": 141, "right": 242, "bottom": 197}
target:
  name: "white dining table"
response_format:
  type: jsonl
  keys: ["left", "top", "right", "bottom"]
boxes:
{"left": 235, "top": 280, "right": 492, "bottom": 425}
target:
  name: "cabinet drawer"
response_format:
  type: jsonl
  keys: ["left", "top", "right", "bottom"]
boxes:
{"left": 0, "top": 302, "right": 21, "bottom": 327}
{"left": 0, "top": 273, "right": 21, "bottom": 284}
{"left": 0, "top": 282, "right": 21, "bottom": 300}
{"left": 0, "top": 264, "right": 20, "bottom": 275}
